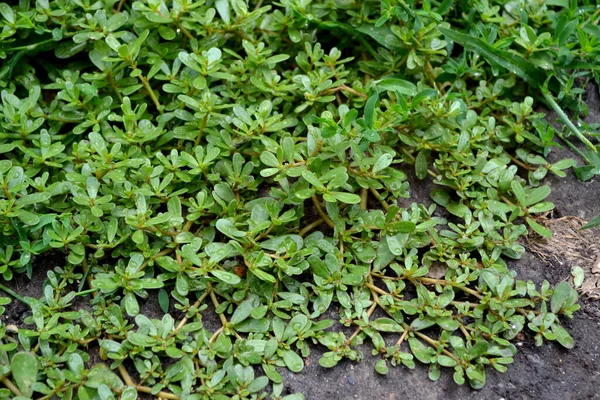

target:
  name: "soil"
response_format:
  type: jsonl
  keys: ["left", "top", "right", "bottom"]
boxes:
{"left": 2, "top": 92, "right": 600, "bottom": 400}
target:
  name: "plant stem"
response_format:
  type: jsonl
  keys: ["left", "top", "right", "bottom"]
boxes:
{"left": 412, "top": 276, "right": 483, "bottom": 299}
{"left": 0, "top": 133, "right": 66, "bottom": 141}
{"left": 194, "top": 114, "right": 208, "bottom": 146}
{"left": 174, "top": 290, "right": 211, "bottom": 333}
{"left": 369, "top": 187, "right": 389, "bottom": 211}
{"left": 116, "top": 0, "right": 126, "bottom": 12}
{"left": 509, "top": 155, "right": 536, "bottom": 171}
{"left": 75, "top": 288, "right": 99, "bottom": 297}
{"left": 0, "top": 283, "right": 33, "bottom": 307}
{"left": 542, "top": 90, "right": 597, "bottom": 153}
{"left": 1, "top": 376, "right": 21, "bottom": 397}
{"left": 311, "top": 195, "right": 335, "bottom": 229}
{"left": 255, "top": 223, "right": 275, "bottom": 241}
{"left": 395, "top": 329, "right": 409, "bottom": 347}
{"left": 368, "top": 281, "right": 463, "bottom": 365}
{"left": 343, "top": 299, "right": 377, "bottom": 347}
{"left": 117, "top": 364, "right": 135, "bottom": 387}
{"left": 299, "top": 218, "right": 324, "bottom": 237}
{"left": 140, "top": 248, "right": 174, "bottom": 271}
{"left": 555, "top": 129, "right": 593, "bottom": 163}
{"left": 410, "top": 328, "right": 462, "bottom": 363}
{"left": 207, "top": 283, "right": 229, "bottom": 327}
{"left": 339, "top": 84, "right": 368, "bottom": 99}
{"left": 138, "top": 74, "right": 163, "bottom": 113}
{"left": 135, "top": 385, "right": 179, "bottom": 400}
{"left": 360, "top": 188, "right": 368, "bottom": 210}
{"left": 175, "top": 22, "right": 194, "bottom": 40}
{"left": 117, "top": 364, "right": 180, "bottom": 400}
{"left": 209, "top": 326, "right": 224, "bottom": 343}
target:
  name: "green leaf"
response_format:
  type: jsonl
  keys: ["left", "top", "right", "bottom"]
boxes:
{"left": 11, "top": 352, "right": 38, "bottom": 397}
{"left": 581, "top": 215, "right": 600, "bottom": 230}
{"left": 510, "top": 181, "right": 527, "bottom": 206}
{"left": 528, "top": 202, "right": 555, "bottom": 213}
{"left": 437, "top": 317, "right": 460, "bottom": 331}
{"left": 439, "top": 27, "right": 544, "bottom": 86}
{"left": 0, "top": 3, "right": 14, "bottom": 24}
{"left": 85, "top": 364, "right": 124, "bottom": 390}
{"left": 319, "top": 352, "right": 339, "bottom": 368}
{"left": 551, "top": 323, "right": 574, "bottom": 349}
{"left": 331, "top": 191, "right": 361, "bottom": 204}
{"left": 260, "top": 152, "right": 279, "bottom": 167}
{"left": 356, "top": 24, "right": 404, "bottom": 50}
{"left": 437, "top": 355, "right": 457, "bottom": 367}
{"left": 551, "top": 282, "right": 575, "bottom": 314}
{"left": 364, "top": 93, "right": 379, "bottom": 128}
{"left": 68, "top": 353, "right": 84, "bottom": 377}
{"left": 376, "top": 79, "right": 417, "bottom": 96}
{"left": 248, "top": 376, "right": 269, "bottom": 394}
{"left": 373, "top": 153, "right": 394, "bottom": 173}
{"left": 370, "top": 318, "right": 403, "bottom": 332}
{"left": 282, "top": 349, "right": 303, "bottom": 372}
{"left": 215, "top": 0, "right": 230, "bottom": 24}
{"left": 216, "top": 219, "right": 246, "bottom": 239}
{"left": 408, "top": 338, "right": 434, "bottom": 364}
{"left": 571, "top": 265, "right": 584, "bottom": 288}
{"left": 390, "top": 221, "right": 416, "bottom": 234}
{"left": 415, "top": 150, "right": 428, "bottom": 180}
{"left": 231, "top": 296, "right": 256, "bottom": 325}
{"left": 375, "top": 359, "right": 389, "bottom": 375}
{"left": 386, "top": 233, "right": 407, "bottom": 256}
{"left": 16, "top": 210, "right": 40, "bottom": 225}
{"left": 156, "top": 256, "right": 180, "bottom": 272}
{"left": 526, "top": 217, "right": 552, "bottom": 238}
{"left": 302, "top": 170, "right": 324, "bottom": 188}
{"left": 15, "top": 192, "right": 52, "bottom": 207}
{"left": 121, "top": 387, "right": 138, "bottom": 400}
{"left": 211, "top": 269, "right": 242, "bottom": 285}
{"left": 546, "top": 0, "right": 568, "bottom": 6}
{"left": 123, "top": 292, "right": 139, "bottom": 316}
{"left": 249, "top": 268, "right": 276, "bottom": 283}
{"left": 525, "top": 186, "right": 551, "bottom": 206}
{"left": 158, "top": 288, "right": 170, "bottom": 313}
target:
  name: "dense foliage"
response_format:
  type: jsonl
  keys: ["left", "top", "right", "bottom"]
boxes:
{"left": 0, "top": 0, "right": 598, "bottom": 398}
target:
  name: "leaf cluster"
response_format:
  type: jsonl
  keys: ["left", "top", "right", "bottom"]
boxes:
{"left": 0, "top": 0, "right": 597, "bottom": 398}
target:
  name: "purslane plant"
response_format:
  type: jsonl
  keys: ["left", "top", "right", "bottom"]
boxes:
{"left": 0, "top": 0, "right": 597, "bottom": 398}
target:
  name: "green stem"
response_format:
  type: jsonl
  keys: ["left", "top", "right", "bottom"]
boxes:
{"left": 75, "top": 288, "right": 99, "bottom": 297}
{"left": 2, "top": 38, "right": 55, "bottom": 52}
{"left": 138, "top": 74, "right": 163, "bottom": 114}
{"left": 0, "top": 283, "right": 33, "bottom": 307}
{"left": 555, "top": 129, "right": 592, "bottom": 164}
{"left": 542, "top": 90, "right": 597, "bottom": 153}
{"left": 0, "top": 133, "right": 66, "bottom": 141}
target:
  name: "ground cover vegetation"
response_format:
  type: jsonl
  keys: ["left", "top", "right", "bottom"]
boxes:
{"left": 0, "top": 0, "right": 599, "bottom": 398}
